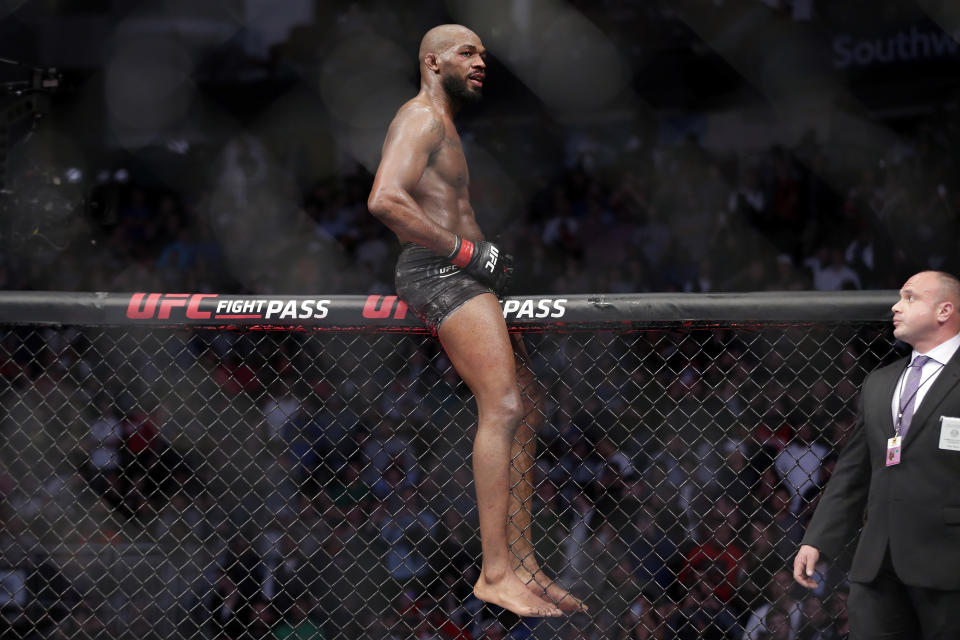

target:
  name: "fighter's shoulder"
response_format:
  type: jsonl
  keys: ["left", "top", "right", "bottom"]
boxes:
{"left": 390, "top": 100, "right": 446, "bottom": 143}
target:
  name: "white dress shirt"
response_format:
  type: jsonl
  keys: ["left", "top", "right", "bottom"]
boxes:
{"left": 891, "top": 333, "right": 960, "bottom": 433}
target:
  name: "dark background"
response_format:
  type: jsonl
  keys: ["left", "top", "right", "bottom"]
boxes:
{"left": 2, "top": 0, "right": 959, "bottom": 296}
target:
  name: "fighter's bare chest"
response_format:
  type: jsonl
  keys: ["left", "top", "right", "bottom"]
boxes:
{"left": 426, "top": 135, "right": 469, "bottom": 190}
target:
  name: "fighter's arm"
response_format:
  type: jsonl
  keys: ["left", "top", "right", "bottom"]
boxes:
{"left": 368, "top": 106, "right": 513, "bottom": 294}
{"left": 367, "top": 106, "right": 458, "bottom": 256}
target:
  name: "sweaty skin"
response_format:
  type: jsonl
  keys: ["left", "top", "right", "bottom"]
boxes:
{"left": 369, "top": 24, "right": 584, "bottom": 617}
{"left": 369, "top": 27, "right": 485, "bottom": 256}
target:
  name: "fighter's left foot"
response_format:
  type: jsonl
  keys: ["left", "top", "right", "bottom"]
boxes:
{"left": 515, "top": 566, "right": 588, "bottom": 613}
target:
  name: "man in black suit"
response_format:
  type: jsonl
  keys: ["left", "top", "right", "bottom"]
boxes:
{"left": 793, "top": 270, "right": 960, "bottom": 639}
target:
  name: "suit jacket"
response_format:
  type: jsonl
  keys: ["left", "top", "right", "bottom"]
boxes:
{"left": 802, "top": 348, "right": 960, "bottom": 589}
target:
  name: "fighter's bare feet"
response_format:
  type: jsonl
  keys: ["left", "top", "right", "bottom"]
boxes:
{"left": 474, "top": 570, "right": 564, "bottom": 618}
{"left": 515, "top": 565, "right": 588, "bottom": 613}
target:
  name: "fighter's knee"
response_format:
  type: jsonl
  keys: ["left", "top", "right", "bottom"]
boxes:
{"left": 485, "top": 391, "right": 524, "bottom": 432}
{"left": 504, "top": 394, "right": 525, "bottom": 427}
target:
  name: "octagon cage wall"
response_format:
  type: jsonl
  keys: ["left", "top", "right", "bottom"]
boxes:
{"left": 0, "top": 290, "right": 898, "bottom": 640}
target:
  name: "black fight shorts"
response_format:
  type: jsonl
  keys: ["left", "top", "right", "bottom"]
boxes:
{"left": 395, "top": 243, "right": 492, "bottom": 332}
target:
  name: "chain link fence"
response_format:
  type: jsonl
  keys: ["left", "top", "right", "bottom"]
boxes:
{"left": 0, "top": 292, "right": 898, "bottom": 639}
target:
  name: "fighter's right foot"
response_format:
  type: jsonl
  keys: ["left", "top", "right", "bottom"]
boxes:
{"left": 474, "top": 570, "right": 564, "bottom": 618}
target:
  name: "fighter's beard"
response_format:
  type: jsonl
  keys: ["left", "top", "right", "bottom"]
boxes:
{"left": 442, "top": 73, "right": 482, "bottom": 107}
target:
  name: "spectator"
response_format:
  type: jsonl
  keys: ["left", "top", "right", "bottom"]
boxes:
{"left": 714, "top": 438, "right": 758, "bottom": 507}
{"left": 669, "top": 577, "right": 743, "bottom": 640}
{"left": 768, "top": 482, "right": 807, "bottom": 563}
{"left": 79, "top": 394, "right": 126, "bottom": 515}
{"left": 797, "top": 594, "right": 837, "bottom": 640}
{"left": 769, "top": 254, "right": 811, "bottom": 291}
{"left": 625, "top": 503, "right": 679, "bottom": 597}
{"left": 722, "top": 255, "right": 775, "bottom": 292}
{"left": 475, "top": 617, "right": 509, "bottom": 640}
{"left": 615, "top": 593, "right": 661, "bottom": 640}
{"left": 377, "top": 485, "right": 438, "bottom": 597}
{"left": 52, "top": 600, "right": 110, "bottom": 640}
{"left": 243, "top": 598, "right": 278, "bottom": 640}
{"left": 742, "top": 569, "right": 803, "bottom": 640}
{"left": 259, "top": 379, "right": 300, "bottom": 441}
{"left": 763, "top": 607, "right": 793, "bottom": 640}
{"left": 728, "top": 168, "right": 767, "bottom": 225}
{"left": 273, "top": 593, "right": 326, "bottom": 640}
{"left": 843, "top": 219, "right": 890, "bottom": 288}
{"left": 262, "top": 532, "right": 318, "bottom": 619}
{"left": 117, "top": 187, "right": 156, "bottom": 252}
{"left": 579, "top": 512, "right": 639, "bottom": 628}
{"left": 541, "top": 187, "right": 582, "bottom": 257}
{"left": 803, "top": 247, "right": 862, "bottom": 291}
{"left": 213, "top": 352, "right": 262, "bottom": 397}
{"left": 774, "top": 422, "right": 829, "bottom": 514}
{"left": 431, "top": 508, "right": 481, "bottom": 604}
{"left": 220, "top": 533, "right": 266, "bottom": 613}
{"left": 253, "top": 450, "right": 300, "bottom": 527}
{"left": 634, "top": 205, "right": 672, "bottom": 271}
{"left": 119, "top": 409, "right": 168, "bottom": 519}
{"left": 155, "top": 224, "right": 197, "bottom": 278}
{"left": 738, "top": 518, "right": 786, "bottom": 611}
{"left": 281, "top": 405, "right": 325, "bottom": 493}
{"left": 326, "top": 456, "right": 373, "bottom": 512}
{"left": 678, "top": 517, "right": 744, "bottom": 605}
{"left": 426, "top": 567, "right": 477, "bottom": 640}
{"left": 361, "top": 414, "right": 419, "bottom": 500}
{"left": 314, "top": 517, "right": 389, "bottom": 638}
{"left": 153, "top": 489, "right": 204, "bottom": 543}
{"left": 207, "top": 570, "right": 250, "bottom": 640}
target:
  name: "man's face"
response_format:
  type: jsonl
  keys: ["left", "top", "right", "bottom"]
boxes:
{"left": 440, "top": 38, "right": 486, "bottom": 104}
{"left": 891, "top": 272, "right": 944, "bottom": 347}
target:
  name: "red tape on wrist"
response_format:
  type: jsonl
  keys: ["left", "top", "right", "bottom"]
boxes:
{"left": 451, "top": 238, "right": 475, "bottom": 268}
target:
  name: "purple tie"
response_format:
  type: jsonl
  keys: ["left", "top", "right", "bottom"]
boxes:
{"left": 899, "top": 355, "right": 931, "bottom": 437}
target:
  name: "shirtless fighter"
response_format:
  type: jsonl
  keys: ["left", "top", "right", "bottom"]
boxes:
{"left": 368, "top": 24, "right": 584, "bottom": 618}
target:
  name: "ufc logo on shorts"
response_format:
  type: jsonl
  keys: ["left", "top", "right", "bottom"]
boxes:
{"left": 485, "top": 245, "right": 499, "bottom": 273}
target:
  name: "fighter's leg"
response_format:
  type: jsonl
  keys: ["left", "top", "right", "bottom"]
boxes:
{"left": 437, "top": 294, "right": 562, "bottom": 618}
{"left": 507, "top": 334, "right": 587, "bottom": 612}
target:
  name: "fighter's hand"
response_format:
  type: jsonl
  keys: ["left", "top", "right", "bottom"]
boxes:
{"left": 793, "top": 544, "right": 820, "bottom": 589}
{"left": 448, "top": 236, "right": 514, "bottom": 296}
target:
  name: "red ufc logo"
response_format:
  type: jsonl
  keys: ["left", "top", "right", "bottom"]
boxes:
{"left": 362, "top": 295, "right": 408, "bottom": 319}
{"left": 126, "top": 293, "right": 217, "bottom": 320}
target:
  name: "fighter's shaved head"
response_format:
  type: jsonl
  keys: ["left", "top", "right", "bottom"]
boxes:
{"left": 419, "top": 24, "right": 481, "bottom": 63}
{"left": 414, "top": 24, "right": 487, "bottom": 106}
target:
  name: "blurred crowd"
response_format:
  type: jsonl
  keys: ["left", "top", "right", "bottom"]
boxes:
{"left": 2, "top": 1, "right": 958, "bottom": 298}
{"left": 2, "top": 105, "right": 958, "bottom": 300}
{"left": 0, "top": 308, "right": 893, "bottom": 638}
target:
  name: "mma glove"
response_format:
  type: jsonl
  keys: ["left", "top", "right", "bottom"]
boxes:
{"left": 447, "top": 236, "right": 514, "bottom": 296}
